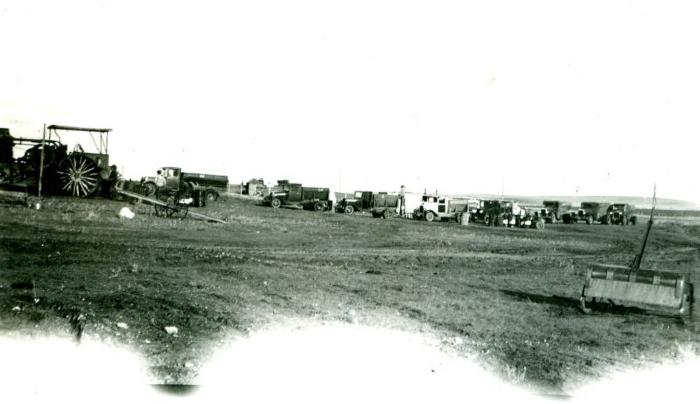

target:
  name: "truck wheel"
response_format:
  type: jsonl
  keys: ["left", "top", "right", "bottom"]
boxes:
{"left": 313, "top": 202, "right": 324, "bottom": 211}
{"left": 586, "top": 216, "right": 593, "bottom": 225}
{"left": 205, "top": 191, "right": 218, "bottom": 202}
{"left": 344, "top": 205, "right": 354, "bottom": 214}
{"left": 271, "top": 198, "right": 282, "bottom": 209}
{"left": 382, "top": 210, "right": 391, "bottom": 219}
{"left": 535, "top": 220, "right": 545, "bottom": 230}
{"left": 424, "top": 211, "right": 435, "bottom": 222}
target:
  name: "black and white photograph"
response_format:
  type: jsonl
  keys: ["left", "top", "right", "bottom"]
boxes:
{"left": 1, "top": 1, "right": 699, "bottom": 402}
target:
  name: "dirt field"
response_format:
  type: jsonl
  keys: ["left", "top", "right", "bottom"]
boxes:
{"left": 1, "top": 195, "right": 699, "bottom": 396}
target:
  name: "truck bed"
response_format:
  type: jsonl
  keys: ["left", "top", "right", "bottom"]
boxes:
{"left": 181, "top": 172, "right": 229, "bottom": 187}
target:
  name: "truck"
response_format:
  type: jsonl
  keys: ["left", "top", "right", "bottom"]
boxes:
{"left": 606, "top": 203, "right": 638, "bottom": 225}
{"left": 562, "top": 202, "right": 610, "bottom": 224}
{"left": 141, "top": 167, "right": 228, "bottom": 202}
{"left": 262, "top": 180, "right": 332, "bottom": 211}
{"left": 471, "top": 200, "right": 507, "bottom": 226}
{"left": 540, "top": 200, "right": 571, "bottom": 224}
{"left": 243, "top": 178, "right": 268, "bottom": 196}
{"left": 336, "top": 191, "right": 401, "bottom": 218}
{"left": 413, "top": 194, "right": 469, "bottom": 222}
{"left": 337, "top": 191, "right": 373, "bottom": 214}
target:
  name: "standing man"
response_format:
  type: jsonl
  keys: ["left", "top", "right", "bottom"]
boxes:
{"left": 102, "top": 165, "right": 120, "bottom": 198}
{"left": 154, "top": 169, "right": 167, "bottom": 197}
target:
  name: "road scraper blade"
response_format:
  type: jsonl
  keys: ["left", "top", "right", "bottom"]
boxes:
{"left": 580, "top": 266, "right": 694, "bottom": 316}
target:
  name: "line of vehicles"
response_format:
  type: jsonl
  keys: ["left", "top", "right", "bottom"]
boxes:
{"left": 258, "top": 179, "right": 640, "bottom": 231}
{"left": 0, "top": 125, "right": 640, "bottom": 230}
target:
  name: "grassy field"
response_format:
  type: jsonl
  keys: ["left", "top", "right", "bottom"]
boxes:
{"left": 1, "top": 194, "right": 699, "bottom": 396}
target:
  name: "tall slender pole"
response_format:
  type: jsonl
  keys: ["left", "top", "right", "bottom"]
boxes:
{"left": 37, "top": 124, "right": 46, "bottom": 201}
{"left": 630, "top": 185, "right": 656, "bottom": 270}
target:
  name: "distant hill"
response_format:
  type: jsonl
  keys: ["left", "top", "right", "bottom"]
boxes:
{"left": 452, "top": 194, "right": 700, "bottom": 211}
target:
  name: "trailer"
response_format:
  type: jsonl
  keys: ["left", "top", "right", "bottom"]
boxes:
{"left": 262, "top": 180, "right": 332, "bottom": 211}
{"left": 116, "top": 188, "right": 226, "bottom": 223}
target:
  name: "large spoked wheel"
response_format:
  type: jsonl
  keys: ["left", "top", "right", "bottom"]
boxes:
{"left": 424, "top": 211, "right": 435, "bottom": 222}
{"left": 344, "top": 205, "right": 355, "bottom": 214}
{"left": 270, "top": 198, "right": 282, "bottom": 209}
{"left": 58, "top": 155, "right": 100, "bottom": 197}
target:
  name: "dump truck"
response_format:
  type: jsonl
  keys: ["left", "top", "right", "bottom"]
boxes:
{"left": 336, "top": 191, "right": 400, "bottom": 218}
{"left": 606, "top": 203, "right": 638, "bottom": 225}
{"left": 541, "top": 200, "right": 571, "bottom": 224}
{"left": 413, "top": 194, "right": 469, "bottom": 222}
{"left": 263, "top": 180, "right": 332, "bottom": 211}
{"left": 141, "top": 167, "right": 228, "bottom": 202}
{"left": 562, "top": 202, "right": 610, "bottom": 224}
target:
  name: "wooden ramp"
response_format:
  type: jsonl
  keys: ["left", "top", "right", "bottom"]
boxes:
{"left": 116, "top": 189, "right": 227, "bottom": 224}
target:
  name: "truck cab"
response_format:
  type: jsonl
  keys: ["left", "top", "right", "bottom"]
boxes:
{"left": 161, "top": 167, "right": 181, "bottom": 189}
{"left": 606, "top": 203, "right": 638, "bottom": 225}
{"left": 541, "top": 200, "right": 571, "bottom": 224}
{"left": 141, "top": 167, "right": 182, "bottom": 195}
{"left": 337, "top": 191, "right": 373, "bottom": 214}
{"left": 414, "top": 195, "right": 468, "bottom": 222}
{"left": 562, "top": 202, "right": 611, "bottom": 224}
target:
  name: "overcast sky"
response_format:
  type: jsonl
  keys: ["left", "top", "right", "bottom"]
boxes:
{"left": 2, "top": 1, "right": 699, "bottom": 202}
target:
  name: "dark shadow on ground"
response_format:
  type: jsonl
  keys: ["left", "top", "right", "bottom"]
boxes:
{"left": 499, "top": 289, "right": 648, "bottom": 315}
{"left": 151, "top": 384, "right": 200, "bottom": 396}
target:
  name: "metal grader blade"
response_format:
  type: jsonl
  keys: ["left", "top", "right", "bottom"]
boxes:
{"left": 579, "top": 186, "right": 695, "bottom": 316}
